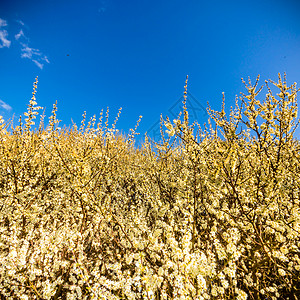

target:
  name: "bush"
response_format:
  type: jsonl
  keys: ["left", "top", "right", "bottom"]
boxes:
{"left": 0, "top": 74, "right": 299, "bottom": 299}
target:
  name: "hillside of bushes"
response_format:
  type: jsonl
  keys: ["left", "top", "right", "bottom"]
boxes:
{"left": 0, "top": 74, "right": 299, "bottom": 299}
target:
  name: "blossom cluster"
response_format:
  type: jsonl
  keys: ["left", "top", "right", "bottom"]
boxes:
{"left": 0, "top": 74, "right": 299, "bottom": 299}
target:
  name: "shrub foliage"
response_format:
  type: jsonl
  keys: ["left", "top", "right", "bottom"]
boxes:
{"left": 0, "top": 74, "right": 299, "bottom": 299}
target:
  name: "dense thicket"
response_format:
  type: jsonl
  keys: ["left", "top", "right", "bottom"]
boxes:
{"left": 0, "top": 74, "right": 299, "bottom": 299}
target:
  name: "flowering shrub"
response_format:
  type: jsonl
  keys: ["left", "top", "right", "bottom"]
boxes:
{"left": 0, "top": 74, "right": 299, "bottom": 299}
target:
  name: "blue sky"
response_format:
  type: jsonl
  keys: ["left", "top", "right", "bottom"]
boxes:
{"left": 0, "top": 0, "right": 300, "bottom": 146}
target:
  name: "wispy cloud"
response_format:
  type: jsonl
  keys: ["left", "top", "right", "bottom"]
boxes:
{"left": 98, "top": 0, "right": 108, "bottom": 13}
{"left": 13, "top": 21, "right": 50, "bottom": 69}
{"left": 15, "top": 29, "right": 25, "bottom": 40}
{"left": 20, "top": 43, "right": 38, "bottom": 58}
{"left": 0, "top": 17, "right": 49, "bottom": 69}
{"left": 20, "top": 42, "right": 49, "bottom": 69}
{"left": 0, "top": 18, "right": 7, "bottom": 27}
{"left": 0, "top": 99, "right": 12, "bottom": 111}
{"left": 0, "top": 31, "right": 11, "bottom": 48}
{"left": 16, "top": 19, "right": 25, "bottom": 26}
{"left": 32, "top": 59, "right": 44, "bottom": 69}
{"left": 0, "top": 18, "right": 11, "bottom": 48}
{"left": 98, "top": 7, "right": 106, "bottom": 13}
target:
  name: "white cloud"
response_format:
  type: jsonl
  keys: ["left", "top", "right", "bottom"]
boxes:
{"left": 32, "top": 59, "right": 44, "bottom": 69}
{"left": 0, "top": 18, "right": 49, "bottom": 68}
{"left": 0, "top": 99, "right": 12, "bottom": 111}
{"left": 0, "top": 18, "right": 7, "bottom": 27}
{"left": 15, "top": 29, "right": 25, "bottom": 40}
{"left": 0, "top": 18, "right": 11, "bottom": 48}
{"left": 20, "top": 43, "right": 38, "bottom": 59}
{"left": 16, "top": 19, "right": 25, "bottom": 26}
{"left": 0, "top": 30, "right": 11, "bottom": 48}
{"left": 20, "top": 42, "right": 49, "bottom": 69}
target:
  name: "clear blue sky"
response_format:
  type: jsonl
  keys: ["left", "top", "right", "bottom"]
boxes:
{"left": 1, "top": 0, "right": 300, "bottom": 146}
